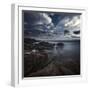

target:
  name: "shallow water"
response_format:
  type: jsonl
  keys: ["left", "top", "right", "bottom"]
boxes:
{"left": 24, "top": 40, "right": 80, "bottom": 77}
{"left": 47, "top": 41, "right": 80, "bottom": 62}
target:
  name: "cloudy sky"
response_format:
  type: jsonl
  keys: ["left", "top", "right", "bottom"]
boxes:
{"left": 23, "top": 11, "right": 81, "bottom": 40}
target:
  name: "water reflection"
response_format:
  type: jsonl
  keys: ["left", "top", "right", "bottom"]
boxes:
{"left": 47, "top": 41, "right": 80, "bottom": 62}
{"left": 24, "top": 38, "right": 80, "bottom": 77}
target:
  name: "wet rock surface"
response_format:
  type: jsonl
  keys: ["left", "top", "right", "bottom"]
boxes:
{"left": 24, "top": 38, "right": 80, "bottom": 77}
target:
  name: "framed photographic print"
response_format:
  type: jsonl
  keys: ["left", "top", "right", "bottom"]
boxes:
{"left": 11, "top": 4, "right": 87, "bottom": 87}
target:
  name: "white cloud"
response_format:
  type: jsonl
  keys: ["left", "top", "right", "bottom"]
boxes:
{"left": 55, "top": 15, "right": 81, "bottom": 38}
{"left": 34, "top": 13, "right": 52, "bottom": 25}
{"left": 65, "top": 16, "right": 80, "bottom": 30}
{"left": 41, "top": 13, "right": 52, "bottom": 24}
{"left": 32, "top": 13, "right": 54, "bottom": 31}
{"left": 56, "top": 15, "right": 80, "bottom": 31}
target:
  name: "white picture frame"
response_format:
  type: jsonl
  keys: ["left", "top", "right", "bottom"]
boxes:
{"left": 11, "top": 4, "right": 87, "bottom": 87}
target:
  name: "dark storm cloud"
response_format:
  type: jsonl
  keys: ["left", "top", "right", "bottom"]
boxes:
{"left": 54, "top": 13, "right": 81, "bottom": 38}
{"left": 23, "top": 10, "right": 81, "bottom": 30}
{"left": 23, "top": 10, "right": 81, "bottom": 39}
{"left": 23, "top": 11, "right": 54, "bottom": 31}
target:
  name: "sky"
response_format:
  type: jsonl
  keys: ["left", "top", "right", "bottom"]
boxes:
{"left": 23, "top": 10, "right": 81, "bottom": 40}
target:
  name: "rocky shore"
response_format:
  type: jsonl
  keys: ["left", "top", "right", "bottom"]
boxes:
{"left": 24, "top": 38, "right": 80, "bottom": 77}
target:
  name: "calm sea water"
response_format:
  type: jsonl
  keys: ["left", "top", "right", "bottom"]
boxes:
{"left": 46, "top": 41, "right": 80, "bottom": 62}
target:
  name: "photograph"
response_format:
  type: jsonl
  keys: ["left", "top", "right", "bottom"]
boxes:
{"left": 23, "top": 10, "right": 81, "bottom": 77}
